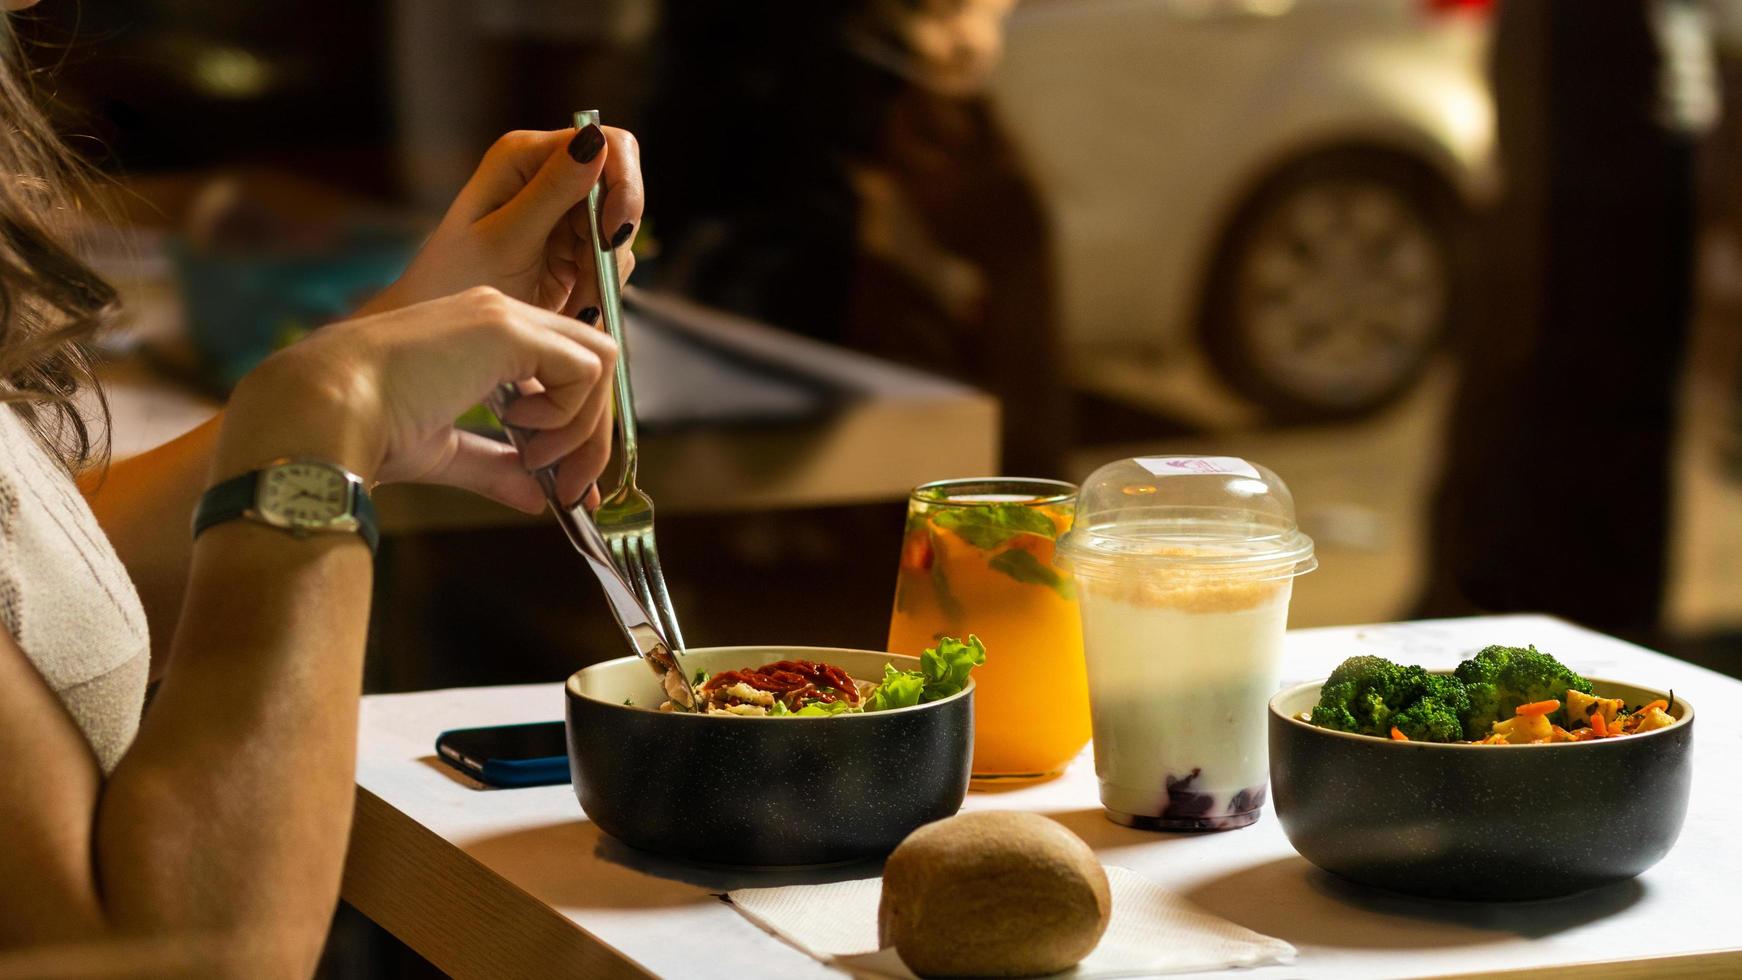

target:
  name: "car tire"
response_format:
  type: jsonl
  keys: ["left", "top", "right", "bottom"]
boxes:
{"left": 1200, "top": 148, "right": 1470, "bottom": 420}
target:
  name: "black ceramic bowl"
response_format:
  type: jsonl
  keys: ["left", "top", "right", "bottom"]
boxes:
{"left": 1269, "top": 676, "right": 1693, "bottom": 901}
{"left": 566, "top": 646, "right": 973, "bottom": 866}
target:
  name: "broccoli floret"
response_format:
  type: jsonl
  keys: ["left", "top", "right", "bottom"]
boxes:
{"left": 1311, "top": 655, "right": 1403, "bottom": 734}
{"left": 1453, "top": 644, "right": 1593, "bottom": 737}
{"left": 1309, "top": 664, "right": 1456, "bottom": 741}
{"left": 1387, "top": 673, "right": 1471, "bottom": 742}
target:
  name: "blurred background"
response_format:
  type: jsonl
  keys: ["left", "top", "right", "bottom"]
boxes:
{"left": 11, "top": 0, "right": 1742, "bottom": 971}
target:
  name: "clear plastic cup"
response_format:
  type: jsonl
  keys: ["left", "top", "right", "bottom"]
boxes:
{"left": 1058, "top": 456, "right": 1316, "bottom": 831}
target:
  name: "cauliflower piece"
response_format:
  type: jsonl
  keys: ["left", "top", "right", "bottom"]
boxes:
{"left": 1565, "top": 688, "right": 1625, "bottom": 729}
{"left": 1630, "top": 706, "right": 1676, "bottom": 733}
{"left": 1490, "top": 712, "right": 1554, "bottom": 744}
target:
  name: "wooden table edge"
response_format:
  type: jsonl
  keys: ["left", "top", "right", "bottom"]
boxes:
{"left": 341, "top": 787, "right": 651, "bottom": 980}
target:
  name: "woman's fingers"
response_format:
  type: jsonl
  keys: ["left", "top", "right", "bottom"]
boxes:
{"left": 422, "top": 430, "right": 547, "bottom": 514}
{"left": 474, "top": 298, "right": 616, "bottom": 475}
{"left": 560, "top": 126, "right": 641, "bottom": 279}
{"left": 540, "top": 225, "right": 581, "bottom": 312}
{"left": 517, "top": 358, "right": 612, "bottom": 471}
{"left": 551, "top": 405, "right": 615, "bottom": 507}
{"left": 474, "top": 125, "right": 609, "bottom": 252}
{"left": 597, "top": 127, "right": 645, "bottom": 252}
{"left": 451, "top": 130, "right": 572, "bottom": 222}
{"left": 551, "top": 216, "right": 595, "bottom": 317}
{"left": 553, "top": 216, "right": 636, "bottom": 318}
{"left": 494, "top": 372, "right": 601, "bottom": 430}
{"left": 381, "top": 124, "right": 642, "bottom": 316}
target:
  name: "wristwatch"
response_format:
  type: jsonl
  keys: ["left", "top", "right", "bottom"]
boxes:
{"left": 193, "top": 457, "right": 379, "bottom": 553}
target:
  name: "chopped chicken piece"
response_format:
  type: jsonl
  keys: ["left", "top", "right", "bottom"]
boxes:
{"left": 723, "top": 682, "right": 775, "bottom": 708}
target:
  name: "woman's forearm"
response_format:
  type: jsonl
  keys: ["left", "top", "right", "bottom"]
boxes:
{"left": 93, "top": 391, "right": 379, "bottom": 973}
{"left": 98, "top": 526, "right": 371, "bottom": 970}
{"left": 83, "top": 416, "right": 223, "bottom": 674}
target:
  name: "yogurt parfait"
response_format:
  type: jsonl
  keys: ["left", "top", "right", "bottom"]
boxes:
{"left": 1060, "top": 456, "right": 1316, "bottom": 831}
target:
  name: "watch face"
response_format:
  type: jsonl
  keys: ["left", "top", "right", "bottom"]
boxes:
{"left": 258, "top": 461, "right": 351, "bottom": 528}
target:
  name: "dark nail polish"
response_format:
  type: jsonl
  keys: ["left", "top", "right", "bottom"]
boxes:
{"left": 579, "top": 306, "right": 601, "bottom": 325}
{"left": 609, "top": 222, "right": 635, "bottom": 249}
{"left": 568, "top": 124, "right": 605, "bottom": 164}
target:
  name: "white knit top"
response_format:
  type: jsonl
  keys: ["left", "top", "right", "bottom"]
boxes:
{"left": 0, "top": 403, "right": 149, "bottom": 773}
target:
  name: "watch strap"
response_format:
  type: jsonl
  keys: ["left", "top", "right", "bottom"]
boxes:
{"left": 192, "top": 470, "right": 259, "bottom": 539}
{"left": 353, "top": 487, "right": 380, "bottom": 553}
{"left": 193, "top": 466, "right": 380, "bottom": 554}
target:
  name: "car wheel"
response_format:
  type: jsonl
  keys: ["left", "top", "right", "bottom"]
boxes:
{"left": 1201, "top": 150, "right": 1467, "bottom": 420}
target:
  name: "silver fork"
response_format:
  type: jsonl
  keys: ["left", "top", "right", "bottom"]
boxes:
{"left": 486, "top": 383, "right": 698, "bottom": 710}
{"left": 574, "top": 108, "right": 688, "bottom": 656}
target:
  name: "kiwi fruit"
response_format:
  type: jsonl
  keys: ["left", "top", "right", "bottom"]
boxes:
{"left": 878, "top": 811, "right": 1111, "bottom": 977}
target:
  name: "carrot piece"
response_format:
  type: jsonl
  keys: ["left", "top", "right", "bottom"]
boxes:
{"left": 1390, "top": 726, "right": 1409, "bottom": 741}
{"left": 1591, "top": 713, "right": 1608, "bottom": 737}
{"left": 1641, "top": 699, "right": 1668, "bottom": 714}
{"left": 1514, "top": 699, "right": 1561, "bottom": 717}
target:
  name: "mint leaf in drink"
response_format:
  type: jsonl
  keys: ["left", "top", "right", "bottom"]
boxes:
{"left": 931, "top": 504, "right": 1058, "bottom": 549}
{"left": 930, "top": 540, "right": 965, "bottom": 622}
{"left": 989, "top": 549, "right": 1075, "bottom": 600}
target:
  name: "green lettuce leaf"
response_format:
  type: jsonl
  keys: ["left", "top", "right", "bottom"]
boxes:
{"left": 867, "top": 662, "right": 926, "bottom": 711}
{"left": 795, "top": 699, "right": 858, "bottom": 716}
{"left": 920, "top": 634, "right": 986, "bottom": 700}
{"left": 866, "top": 635, "right": 986, "bottom": 711}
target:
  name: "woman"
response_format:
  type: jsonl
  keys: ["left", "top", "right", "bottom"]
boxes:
{"left": 0, "top": 2, "right": 643, "bottom": 972}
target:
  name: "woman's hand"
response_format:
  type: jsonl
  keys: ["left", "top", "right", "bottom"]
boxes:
{"left": 366, "top": 125, "right": 644, "bottom": 319}
{"left": 219, "top": 287, "right": 616, "bottom": 512}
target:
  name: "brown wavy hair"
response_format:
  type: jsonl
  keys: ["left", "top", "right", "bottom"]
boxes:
{"left": 0, "top": 15, "right": 116, "bottom": 473}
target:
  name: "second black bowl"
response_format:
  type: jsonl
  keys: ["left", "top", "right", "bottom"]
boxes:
{"left": 1269, "top": 676, "right": 1693, "bottom": 901}
{"left": 566, "top": 646, "right": 973, "bottom": 866}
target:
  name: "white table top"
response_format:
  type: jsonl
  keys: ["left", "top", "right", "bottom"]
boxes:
{"left": 346, "top": 615, "right": 1742, "bottom": 978}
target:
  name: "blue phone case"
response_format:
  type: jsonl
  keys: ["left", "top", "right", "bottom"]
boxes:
{"left": 435, "top": 726, "right": 572, "bottom": 788}
{"left": 475, "top": 755, "right": 571, "bottom": 788}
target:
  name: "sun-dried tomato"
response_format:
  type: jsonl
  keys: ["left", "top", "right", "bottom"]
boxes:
{"left": 701, "top": 659, "right": 861, "bottom": 705}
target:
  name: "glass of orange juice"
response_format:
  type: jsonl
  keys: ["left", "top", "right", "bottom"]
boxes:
{"left": 887, "top": 478, "right": 1092, "bottom": 782}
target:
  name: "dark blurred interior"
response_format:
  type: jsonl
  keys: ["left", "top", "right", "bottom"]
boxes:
{"left": 13, "top": 0, "right": 1742, "bottom": 974}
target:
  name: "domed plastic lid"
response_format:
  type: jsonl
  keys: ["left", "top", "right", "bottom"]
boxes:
{"left": 1059, "top": 456, "right": 1316, "bottom": 579}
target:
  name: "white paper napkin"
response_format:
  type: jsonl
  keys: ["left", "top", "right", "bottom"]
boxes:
{"left": 727, "top": 866, "right": 1295, "bottom": 978}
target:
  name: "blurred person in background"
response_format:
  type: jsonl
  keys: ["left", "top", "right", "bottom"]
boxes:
{"left": 1419, "top": 0, "right": 1718, "bottom": 640}
{"left": 645, "top": 0, "right": 1067, "bottom": 475}
{"left": 0, "top": 1, "right": 642, "bottom": 970}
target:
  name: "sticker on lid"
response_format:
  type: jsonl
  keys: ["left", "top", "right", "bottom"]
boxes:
{"left": 1135, "top": 456, "right": 1261, "bottom": 479}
